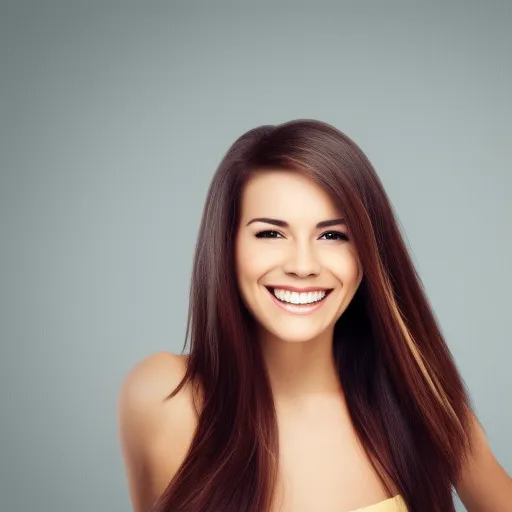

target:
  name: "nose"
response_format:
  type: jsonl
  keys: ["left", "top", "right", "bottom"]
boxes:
{"left": 282, "top": 241, "right": 321, "bottom": 278}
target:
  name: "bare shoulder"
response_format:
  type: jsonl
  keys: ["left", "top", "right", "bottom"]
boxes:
{"left": 117, "top": 351, "right": 198, "bottom": 511}
{"left": 119, "top": 350, "right": 189, "bottom": 408}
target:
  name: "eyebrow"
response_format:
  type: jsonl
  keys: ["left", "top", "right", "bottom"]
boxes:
{"left": 245, "top": 217, "right": 346, "bottom": 229}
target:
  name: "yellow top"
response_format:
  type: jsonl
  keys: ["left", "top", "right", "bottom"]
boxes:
{"left": 351, "top": 494, "right": 407, "bottom": 512}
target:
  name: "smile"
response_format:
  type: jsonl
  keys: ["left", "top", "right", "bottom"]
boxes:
{"left": 264, "top": 286, "right": 333, "bottom": 315}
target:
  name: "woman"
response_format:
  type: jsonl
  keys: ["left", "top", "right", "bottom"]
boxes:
{"left": 118, "top": 120, "right": 511, "bottom": 511}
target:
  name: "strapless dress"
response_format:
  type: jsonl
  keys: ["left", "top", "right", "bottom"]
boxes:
{"left": 350, "top": 494, "right": 407, "bottom": 511}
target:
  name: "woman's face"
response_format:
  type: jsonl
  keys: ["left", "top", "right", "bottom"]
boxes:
{"left": 235, "top": 170, "right": 363, "bottom": 344}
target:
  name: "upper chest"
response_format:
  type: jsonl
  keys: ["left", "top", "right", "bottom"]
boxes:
{"left": 270, "top": 398, "right": 390, "bottom": 512}
{"left": 150, "top": 394, "right": 392, "bottom": 512}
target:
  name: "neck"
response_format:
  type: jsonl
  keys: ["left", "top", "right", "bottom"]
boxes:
{"left": 259, "top": 326, "right": 343, "bottom": 406}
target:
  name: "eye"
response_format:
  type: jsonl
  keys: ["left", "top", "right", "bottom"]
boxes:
{"left": 319, "top": 231, "right": 349, "bottom": 241}
{"left": 255, "top": 230, "right": 283, "bottom": 239}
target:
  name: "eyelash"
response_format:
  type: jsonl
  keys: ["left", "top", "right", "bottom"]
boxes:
{"left": 255, "top": 230, "right": 349, "bottom": 242}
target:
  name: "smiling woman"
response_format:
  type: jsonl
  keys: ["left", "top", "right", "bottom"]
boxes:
{"left": 117, "top": 119, "right": 511, "bottom": 512}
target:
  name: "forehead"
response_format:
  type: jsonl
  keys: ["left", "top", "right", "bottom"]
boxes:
{"left": 239, "top": 170, "right": 342, "bottom": 220}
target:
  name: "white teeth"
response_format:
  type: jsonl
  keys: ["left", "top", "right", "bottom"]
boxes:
{"left": 272, "top": 288, "right": 327, "bottom": 305}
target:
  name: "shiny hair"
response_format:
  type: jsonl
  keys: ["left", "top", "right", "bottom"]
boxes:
{"left": 152, "top": 119, "right": 474, "bottom": 511}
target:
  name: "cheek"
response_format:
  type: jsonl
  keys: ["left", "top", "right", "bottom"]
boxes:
{"left": 235, "top": 239, "right": 267, "bottom": 316}
{"left": 236, "top": 236, "right": 269, "bottom": 278}
{"left": 332, "top": 250, "right": 362, "bottom": 285}
{"left": 235, "top": 236, "right": 263, "bottom": 291}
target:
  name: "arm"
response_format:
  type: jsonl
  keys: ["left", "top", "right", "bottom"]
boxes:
{"left": 117, "top": 351, "right": 192, "bottom": 511}
{"left": 455, "top": 411, "right": 512, "bottom": 512}
{"left": 117, "top": 358, "right": 159, "bottom": 512}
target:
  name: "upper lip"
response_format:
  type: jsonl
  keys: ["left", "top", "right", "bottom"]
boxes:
{"left": 265, "top": 285, "right": 333, "bottom": 293}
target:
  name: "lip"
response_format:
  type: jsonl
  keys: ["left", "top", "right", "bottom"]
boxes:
{"left": 264, "top": 286, "right": 332, "bottom": 315}
{"left": 265, "top": 285, "right": 333, "bottom": 293}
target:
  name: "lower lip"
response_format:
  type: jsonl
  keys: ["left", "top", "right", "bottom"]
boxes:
{"left": 265, "top": 288, "right": 331, "bottom": 315}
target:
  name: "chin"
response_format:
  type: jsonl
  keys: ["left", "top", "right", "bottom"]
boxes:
{"left": 263, "top": 323, "right": 333, "bottom": 345}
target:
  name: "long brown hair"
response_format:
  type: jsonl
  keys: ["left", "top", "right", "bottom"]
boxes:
{"left": 153, "top": 119, "right": 474, "bottom": 511}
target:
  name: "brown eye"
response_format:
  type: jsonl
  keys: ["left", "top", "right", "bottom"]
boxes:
{"left": 320, "top": 231, "right": 349, "bottom": 241}
{"left": 255, "top": 230, "right": 283, "bottom": 238}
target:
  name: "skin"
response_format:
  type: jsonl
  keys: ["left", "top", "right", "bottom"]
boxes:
{"left": 118, "top": 170, "right": 512, "bottom": 511}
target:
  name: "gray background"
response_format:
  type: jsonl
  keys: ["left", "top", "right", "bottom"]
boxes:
{"left": 1, "top": 1, "right": 510, "bottom": 511}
